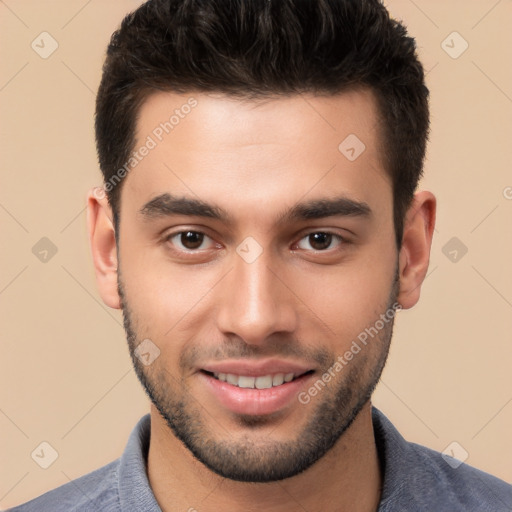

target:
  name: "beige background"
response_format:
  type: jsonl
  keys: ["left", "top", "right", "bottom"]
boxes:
{"left": 1, "top": 0, "right": 511, "bottom": 508}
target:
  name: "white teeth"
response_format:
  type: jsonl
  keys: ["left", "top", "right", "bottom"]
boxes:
{"left": 226, "top": 373, "right": 238, "bottom": 385}
{"left": 238, "top": 376, "right": 256, "bottom": 388}
{"left": 211, "top": 372, "right": 300, "bottom": 388}
{"left": 272, "top": 373, "right": 285, "bottom": 386}
{"left": 255, "top": 375, "right": 273, "bottom": 389}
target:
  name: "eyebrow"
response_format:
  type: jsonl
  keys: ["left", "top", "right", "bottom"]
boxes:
{"left": 138, "top": 193, "right": 372, "bottom": 225}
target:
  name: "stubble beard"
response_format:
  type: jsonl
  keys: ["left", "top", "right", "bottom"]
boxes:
{"left": 118, "top": 265, "right": 399, "bottom": 482}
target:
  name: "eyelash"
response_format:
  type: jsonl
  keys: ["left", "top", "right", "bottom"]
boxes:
{"left": 163, "top": 229, "right": 348, "bottom": 257}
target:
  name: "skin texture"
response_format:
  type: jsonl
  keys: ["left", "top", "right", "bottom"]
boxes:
{"left": 87, "top": 88, "right": 436, "bottom": 512}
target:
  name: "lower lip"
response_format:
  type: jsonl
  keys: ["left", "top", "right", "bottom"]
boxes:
{"left": 199, "top": 371, "right": 313, "bottom": 416}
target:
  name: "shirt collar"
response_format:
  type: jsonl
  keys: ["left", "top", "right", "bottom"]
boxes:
{"left": 117, "top": 413, "right": 161, "bottom": 511}
{"left": 372, "top": 406, "right": 424, "bottom": 510}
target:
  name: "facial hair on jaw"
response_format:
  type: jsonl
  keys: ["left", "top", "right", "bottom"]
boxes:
{"left": 116, "top": 263, "right": 400, "bottom": 482}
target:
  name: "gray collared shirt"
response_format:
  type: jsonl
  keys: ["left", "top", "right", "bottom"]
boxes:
{"left": 8, "top": 407, "right": 512, "bottom": 511}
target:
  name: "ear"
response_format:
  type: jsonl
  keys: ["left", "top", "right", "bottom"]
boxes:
{"left": 397, "top": 190, "right": 436, "bottom": 310}
{"left": 86, "top": 187, "right": 121, "bottom": 309}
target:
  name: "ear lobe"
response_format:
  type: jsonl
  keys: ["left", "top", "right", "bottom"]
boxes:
{"left": 397, "top": 190, "right": 436, "bottom": 310}
{"left": 86, "top": 187, "right": 121, "bottom": 309}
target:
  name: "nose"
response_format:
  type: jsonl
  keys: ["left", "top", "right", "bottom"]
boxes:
{"left": 215, "top": 250, "right": 297, "bottom": 346}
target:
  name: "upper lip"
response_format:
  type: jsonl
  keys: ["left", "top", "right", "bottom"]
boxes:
{"left": 200, "top": 358, "right": 314, "bottom": 377}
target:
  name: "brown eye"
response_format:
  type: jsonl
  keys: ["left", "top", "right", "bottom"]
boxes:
{"left": 166, "top": 230, "right": 214, "bottom": 251}
{"left": 309, "top": 233, "right": 331, "bottom": 250}
{"left": 180, "top": 231, "right": 204, "bottom": 249}
{"left": 296, "top": 232, "right": 343, "bottom": 251}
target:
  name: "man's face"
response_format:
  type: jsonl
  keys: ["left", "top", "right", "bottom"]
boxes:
{"left": 116, "top": 89, "right": 399, "bottom": 482}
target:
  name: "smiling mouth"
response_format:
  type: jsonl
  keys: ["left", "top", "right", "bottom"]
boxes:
{"left": 201, "top": 370, "right": 314, "bottom": 389}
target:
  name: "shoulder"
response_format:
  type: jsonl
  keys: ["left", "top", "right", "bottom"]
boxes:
{"left": 7, "top": 458, "right": 121, "bottom": 512}
{"left": 8, "top": 414, "right": 158, "bottom": 512}
{"left": 372, "top": 407, "right": 512, "bottom": 511}
{"left": 407, "top": 441, "right": 512, "bottom": 510}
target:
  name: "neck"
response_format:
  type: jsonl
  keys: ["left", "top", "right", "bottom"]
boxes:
{"left": 147, "top": 401, "right": 382, "bottom": 512}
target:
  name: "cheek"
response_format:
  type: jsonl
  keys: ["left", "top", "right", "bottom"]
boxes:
{"left": 119, "top": 229, "right": 207, "bottom": 318}
{"left": 287, "top": 252, "right": 396, "bottom": 346}
{"left": 129, "top": 272, "right": 203, "bottom": 329}
{"left": 120, "top": 253, "right": 226, "bottom": 369}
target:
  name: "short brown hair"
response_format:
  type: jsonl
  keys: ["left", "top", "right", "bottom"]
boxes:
{"left": 95, "top": 0, "right": 429, "bottom": 248}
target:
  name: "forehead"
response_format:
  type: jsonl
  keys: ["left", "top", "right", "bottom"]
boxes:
{"left": 120, "top": 88, "right": 391, "bottom": 226}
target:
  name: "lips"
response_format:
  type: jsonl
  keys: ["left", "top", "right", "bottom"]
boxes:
{"left": 201, "top": 359, "right": 313, "bottom": 378}
{"left": 198, "top": 359, "right": 315, "bottom": 416}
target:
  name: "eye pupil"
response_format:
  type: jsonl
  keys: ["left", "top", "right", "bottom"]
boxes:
{"left": 181, "top": 231, "right": 203, "bottom": 249}
{"left": 309, "top": 232, "right": 331, "bottom": 250}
